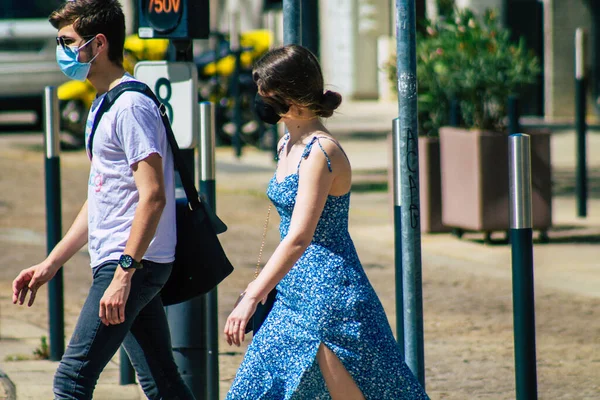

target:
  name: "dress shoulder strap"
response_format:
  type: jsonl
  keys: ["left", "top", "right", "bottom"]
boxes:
{"left": 276, "top": 133, "right": 290, "bottom": 161}
{"left": 296, "top": 136, "right": 349, "bottom": 173}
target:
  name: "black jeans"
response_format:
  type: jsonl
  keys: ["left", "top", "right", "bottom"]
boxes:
{"left": 53, "top": 260, "right": 195, "bottom": 400}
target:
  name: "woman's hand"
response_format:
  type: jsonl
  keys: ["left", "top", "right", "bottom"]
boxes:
{"left": 224, "top": 283, "right": 263, "bottom": 346}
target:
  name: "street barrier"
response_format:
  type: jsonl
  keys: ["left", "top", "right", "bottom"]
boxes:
{"left": 575, "top": 28, "right": 587, "bottom": 217}
{"left": 119, "top": 347, "right": 135, "bottom": 385}
{"left": 198, "top": 101, "right": 219, "bottom": 400}
{"left": 44, "top": 86, "right": 65, "bottom": 362}
{"left": 508, "top": 133, "right": 538, "bottom": 400}
{"left": 391, "top": 118, "right": 404, "bottom": 350}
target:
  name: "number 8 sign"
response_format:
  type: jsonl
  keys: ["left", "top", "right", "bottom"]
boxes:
{"left": 134, "top": 61, "right": 198, "bottom": 149}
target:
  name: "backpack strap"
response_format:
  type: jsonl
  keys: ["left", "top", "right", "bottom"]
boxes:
{"left": 88, "top": 80, "right": 227, "bottom": 233}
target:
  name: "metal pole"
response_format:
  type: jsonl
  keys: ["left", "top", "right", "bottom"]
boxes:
{"left": 392, "top": 118, "right": 404, "bottom": 354}
{"left": 508, "top": 134, "right": 538, "bottom": 400}
{"left": 395, "top": 0, "right": 425, "bottom": 387}
{"left": 281, "top": 0, "right": 301, "bottom": 165}
{"left": 44, "top": 86, "right": 65, "bottom": 362}
{"left": 508, "top": 95, "right": 520, "bottom": 135}
{"left": 197, "top": 102, "right": 219, "bottom": 400}
{"left": 449, "top": 98, "right": 460, "bottom": 127}
{"left": 301, "top": 0, "right": 319, "bottom": 57}
{"left": 166, "top": 39, "right": 206, "bottom": 399}
{"left": 283, "top": 0, "right": 302, "bottom": 45}
{"left": 230, "top": 10, "right": 242, "bottom": 158}
{"left": 119, "top": 347, "right": 135, "bottom": 385}
{"left": 575, "top": 28, "right": 587, "bottom": 217}
{"left": 264, "top": 10, "right": 280, "bottom": 162}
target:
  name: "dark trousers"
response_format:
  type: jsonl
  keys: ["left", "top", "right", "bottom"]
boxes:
{"left": 53, "top": 260, "right": 195, "bottom": 400}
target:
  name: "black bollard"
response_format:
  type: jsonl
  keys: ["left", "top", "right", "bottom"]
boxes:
{"left": 119, "top": 347, "right": 135, "bottom": 385}
{"left": 508, "top": 134, "right": 538, "bottom": 400}
{"left": 575, "top": 28, "right": 588, "bottom": 217}
{"left": 391, "top": 118, "right": 404, "bottom": 353}
{"left": 44, "top": 86, "right": 65, "bottom": 362}
{"left": 198, "top": 102, "right": 219, "bottom": 400}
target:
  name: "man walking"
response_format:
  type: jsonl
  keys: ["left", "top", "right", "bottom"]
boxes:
{"left": 11, "top": 1, "right": 195, "bottom": 398}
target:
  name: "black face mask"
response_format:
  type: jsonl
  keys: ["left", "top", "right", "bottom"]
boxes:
{"left": 254, "top": 93, "right": 289, "bottom": 124}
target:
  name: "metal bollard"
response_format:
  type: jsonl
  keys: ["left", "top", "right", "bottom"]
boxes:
{"left": 44, "top": 86, "right": 65, "bottom": 362}
{"left": 391, "top": 118, "right": 404, "bottom": 352}
{"left": 198, "top": 102, "right": 219, "bottom": 400}
{"left": 509, "top": 134, "right": 538, "bottom": 400}
{"left": 575, "top": 28, "right": 588, "bottom": 217}
{"left": 395, "top": 0, "right": 425, "bottom": 387}
{"left": 119, "top": 347, "right": 135, "bottom": 385}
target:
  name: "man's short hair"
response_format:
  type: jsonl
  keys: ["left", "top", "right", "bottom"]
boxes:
{"left": 49, "top": 0, "right": 126, "bottom": 65}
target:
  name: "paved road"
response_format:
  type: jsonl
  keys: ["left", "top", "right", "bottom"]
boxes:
{"left": 0, "top": 103, "right": 599, "bottom": 399}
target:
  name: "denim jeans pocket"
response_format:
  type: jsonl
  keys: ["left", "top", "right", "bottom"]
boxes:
{"left": 136, "top": 261, "right": 173, "bottom": 304}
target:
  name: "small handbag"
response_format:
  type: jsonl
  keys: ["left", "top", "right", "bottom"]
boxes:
{"left": 88, "top": 81, "right": 234, "bottom": 306}
{"left": 240, "top": 204, "right": 277, "bottom": 334}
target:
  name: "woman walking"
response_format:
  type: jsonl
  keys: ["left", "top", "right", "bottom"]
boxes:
{"left": 224, "top": 44, "right": 429, "bottom": 400}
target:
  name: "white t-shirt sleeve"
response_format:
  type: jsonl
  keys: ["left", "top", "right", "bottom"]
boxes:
{"left": 115, "top": 102, "right": 164, "bottom": 167}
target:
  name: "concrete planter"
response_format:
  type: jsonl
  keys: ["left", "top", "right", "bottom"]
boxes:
{"left": 439, "top": 126, "right": 552, "bottom": 236}
{"left": 418, "top": 136, "right": 450, "bottom": 233}
{"left": 388, "top": 135, "right": 449, "bottom": 233}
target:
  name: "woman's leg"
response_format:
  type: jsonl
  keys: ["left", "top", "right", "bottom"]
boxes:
{"left": 316, "top": 343, "right": 365, "bottom": 400}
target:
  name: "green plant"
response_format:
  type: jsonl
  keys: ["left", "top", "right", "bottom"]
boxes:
{"left": 387, "top": 7, "right": 540, "bottom": 135}
{"left": 33, "top": 336, "right": 50, "bottom": 360}
{"left": 4, "top": 354, "right": 32, "bottom": 361}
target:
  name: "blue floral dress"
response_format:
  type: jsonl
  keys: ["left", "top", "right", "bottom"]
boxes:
{"left": 226, "top": 136, "right": 429, "bottom": 399}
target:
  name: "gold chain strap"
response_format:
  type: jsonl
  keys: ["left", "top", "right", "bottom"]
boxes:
{"left": 255, "top": 204, "right": 272, "bottom": 279}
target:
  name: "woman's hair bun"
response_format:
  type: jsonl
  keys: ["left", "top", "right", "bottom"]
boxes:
{"left": 317, "top": 90, "right": 342, "bottom": 118}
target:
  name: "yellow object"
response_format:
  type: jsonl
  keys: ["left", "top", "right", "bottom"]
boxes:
{"left": 123, "top": 35, "right": 170, "bottom": 74}
{"left": 203, "top": 30, "right": 272, "bottom": 77}
{"left": 57, "top": 79, "right": 96, "bottom": 104}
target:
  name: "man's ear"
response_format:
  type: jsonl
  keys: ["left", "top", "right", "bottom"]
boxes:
{"left": 95, "top": 33, "right": 108, "bottom": 52}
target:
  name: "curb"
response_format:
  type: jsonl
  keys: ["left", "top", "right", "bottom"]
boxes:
{"left": 0, "top": 370, "right": 16, "bottom": 400}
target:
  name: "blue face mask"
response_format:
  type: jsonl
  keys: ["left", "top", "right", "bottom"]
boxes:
{"left": 56, "top": 36, "right": 98, "bottom": 81}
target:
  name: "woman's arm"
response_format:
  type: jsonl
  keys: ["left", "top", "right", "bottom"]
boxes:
{"left": 224, "top": 139, "right": 349, "bottom": 345}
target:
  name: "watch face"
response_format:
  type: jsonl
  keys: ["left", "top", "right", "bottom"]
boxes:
{"left": 119, "top": 255, "right": 134, "bottom": 269}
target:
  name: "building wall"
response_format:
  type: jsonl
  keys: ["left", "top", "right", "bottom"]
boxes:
{"left": 544, "top": 0, "right": 593, "bottom": 118}
{"left": 455, "top": 0, "right": 506, "bottom": 19}
{"left": 319, "top": 0, "right": 390, "bottom": 100}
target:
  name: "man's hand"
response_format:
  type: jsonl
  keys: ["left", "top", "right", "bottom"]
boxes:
{"left": 99, "top": 270, "right": 133, "bottom": 326}
{"left": 12, "top": 262, "right": 59, "bottom": 307}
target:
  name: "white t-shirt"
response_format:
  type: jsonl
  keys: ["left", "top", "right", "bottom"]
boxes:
{"left": 85, "top": 74, "right": 176, "bottom": 268}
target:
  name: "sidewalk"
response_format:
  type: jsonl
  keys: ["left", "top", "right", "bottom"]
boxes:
{"left": 1, "top": 101, "right": 600, "bottom": 399}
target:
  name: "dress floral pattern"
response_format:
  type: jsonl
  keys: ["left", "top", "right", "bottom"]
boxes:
{"left": 226, "top": 137, "right": 429, "bottom": 400}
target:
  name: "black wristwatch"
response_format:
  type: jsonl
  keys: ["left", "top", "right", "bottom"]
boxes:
{"left": 118, "top": 254, "right": 143, "bottom": 271}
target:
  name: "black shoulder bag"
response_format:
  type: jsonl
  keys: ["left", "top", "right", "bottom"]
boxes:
{"left": 89, "top": 81, "right": 234, "bottom": 306}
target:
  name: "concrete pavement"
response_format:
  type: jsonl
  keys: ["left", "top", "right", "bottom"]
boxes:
{"left": 1, "top": 100, "right": 600, "bottom": 399}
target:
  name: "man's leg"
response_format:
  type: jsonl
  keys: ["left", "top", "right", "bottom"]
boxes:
{"left": 122, "top": 261, "right": 195, "bottom": 400}
{"left": 53, "top": 262, "right": 155, "bottom": 400}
